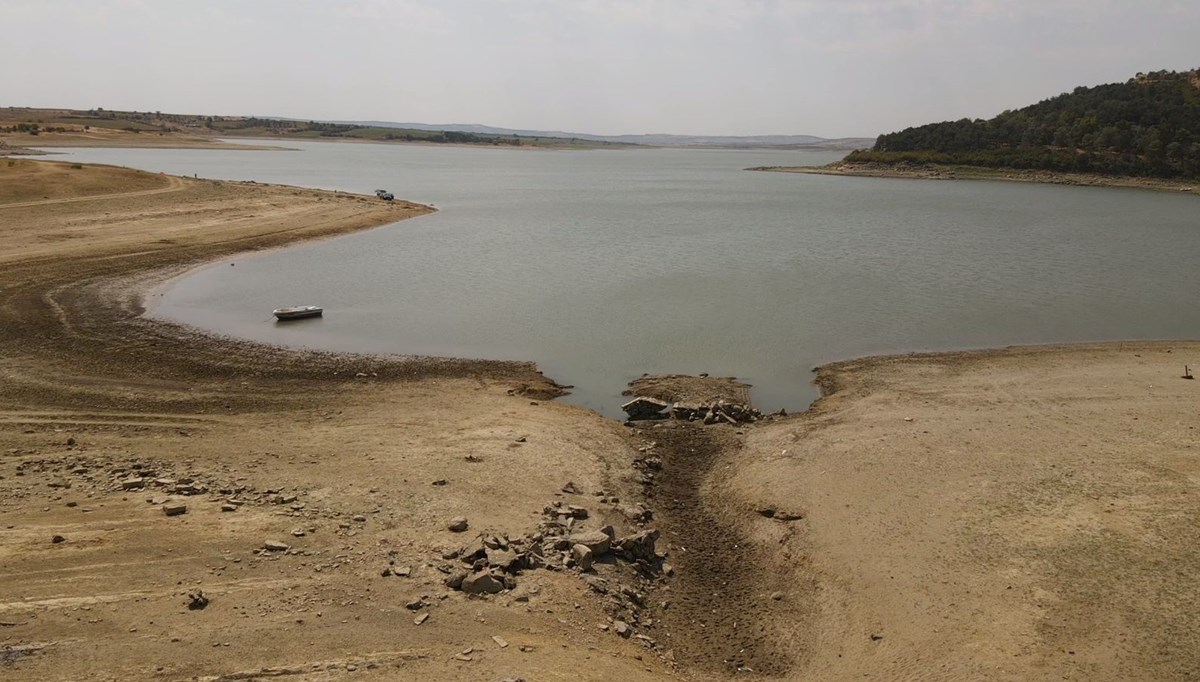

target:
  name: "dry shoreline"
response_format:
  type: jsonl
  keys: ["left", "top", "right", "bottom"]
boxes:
{"left": 752, "top": 160, "right": 1200, "bottom": 194}
{"left": 4, "top": 159, "right": 1200, "bottom": 681}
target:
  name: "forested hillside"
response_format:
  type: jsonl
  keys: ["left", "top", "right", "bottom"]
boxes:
{"left": 847, "top": 69, "right": 1200, "bottom": 178}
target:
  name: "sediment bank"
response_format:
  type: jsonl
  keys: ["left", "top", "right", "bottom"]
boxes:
{"left": 752, "top": 160, "right": 1200, "bottom": 193}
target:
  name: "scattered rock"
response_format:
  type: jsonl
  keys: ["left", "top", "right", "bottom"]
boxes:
{"left": 187, "top": 591, "right": 209, "bottom": 610}
{"left": 444, "top": 570, "right": 469, "bottom": 589}
{"left": 486, "top": 548, "right": 520, "bottom": 572}
{"left": 414, "top": 612, "right": 429, "bottom": 625}
{"left": 448, "top": 516, "right": 469, "bottom": 533}
{"left": 492, "top": 635, "right": 509, "bottom": 648}
{"left": 162, "top": 503, "right": 188, "bottom": 517}
{"left": 405, "top": 597, "right": 424, "bottom": 611}
{"left": 263, "top": 540, "right": 290, "bottom": 552}
{"left": 614, "top": 620, "right": 632, "bottom": 638}
{"left": 770, "top": 591, "right": 784, "bottom": 601}
{"left": 51, "top": 534, "right": 65, "bottom": 544}
{"left": 460, "top": 570, "right": 504, "bottom": 595}
{"left": 570, "top": 529, "right": 612, "bottom": 557}
{"left": 220, "top": 504, "right": 237, "bottom": 512}
{"left": 571, "top": 544, "right": 594, "bottom": 571}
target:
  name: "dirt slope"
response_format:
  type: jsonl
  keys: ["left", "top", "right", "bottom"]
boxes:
{"left": 0, "top": 161, "right": 679, "bottom": 681}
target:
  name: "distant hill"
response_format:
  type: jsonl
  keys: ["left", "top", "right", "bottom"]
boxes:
{"left": 327, "top": 120, "right": 872, "bottom": 150}
{"left": 0, "top": 106, "right": 872, "bottom": 153}
{"left": 0, "top": 108, "right": 626, "bottom": 150}
{"left": 847, "top": 68, "right": 1200, "bottom": 178}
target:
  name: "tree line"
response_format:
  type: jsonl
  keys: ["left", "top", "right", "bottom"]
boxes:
{"left": 849, "top": 69, "right": 1200, "bottom": 179}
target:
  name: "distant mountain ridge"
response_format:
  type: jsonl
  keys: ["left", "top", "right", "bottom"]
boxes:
{"left": 316, "top": 119, "right": 873, "bottom": 149}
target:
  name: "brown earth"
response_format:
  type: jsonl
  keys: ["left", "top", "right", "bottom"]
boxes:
{"left": 726, "top": 343, "right": 1200, "bottom": 680}
{"left": 4, "top": 159, "right": 1199, "bottom": 681}
{"left": 0, "top": 160, "right": 682, "bottom": 681}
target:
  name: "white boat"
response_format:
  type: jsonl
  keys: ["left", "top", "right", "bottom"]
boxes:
{"left": 273, "top": 305, "right": 323, "bottom": 321}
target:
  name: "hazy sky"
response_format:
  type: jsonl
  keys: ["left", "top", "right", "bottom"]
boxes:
{"left": 4, "top": 0, "right": 1198, "bottom": 137}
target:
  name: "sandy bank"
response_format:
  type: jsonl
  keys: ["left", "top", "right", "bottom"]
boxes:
{"left": 723, "top": 342, "right": 1200, "bottom": 680}
{"left": 0, "top": 160, "right": 681, "bottom": 681}
{"left": 753, "top": 160, "right": 1200, "bottom": 194}
{"left": 0, "top": 129, "right": 285, "bottom": 151}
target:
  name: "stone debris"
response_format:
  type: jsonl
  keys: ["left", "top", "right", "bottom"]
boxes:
{"left": 15, "top": 454, "right": 311, "bottom": 518}
{"left": 623, "top": 395, "right": 763, "bottom": 424}
{"left": 162, "top": 503, "right": 188, "bottom": 517}
{"left": 431, "top": 499, "right": 670, "bottom": 655}
{"left": 571, "top": 544, "right": 594, "bottom": 571}
{"left": 263, "top": 540, "right": 290, "bottom": 552}
{"left": 187, "top": 591, "right": 210, "bottom": 610}
{"left": 448, "top": 516, "right": 469, "bottom": 533}
{"left": 492, "top": 635, "right": 509, "bottom": 648}
{"left": 413, "top": 612, "right": 429, "bottom": 625}
{"left": 51, "top": 534, "right": 65, "bottom": 544}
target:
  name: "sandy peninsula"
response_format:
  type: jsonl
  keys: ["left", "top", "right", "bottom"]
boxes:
{"left": 2, "top": 159, "right": 1198, "bottom": 681}
{"left": 752, "top": 160, "right": 1200, "bottom": 194}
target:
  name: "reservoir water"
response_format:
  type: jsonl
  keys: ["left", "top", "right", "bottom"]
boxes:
{"left": 50, "top": 141, "right": 1200, "bottom": 416}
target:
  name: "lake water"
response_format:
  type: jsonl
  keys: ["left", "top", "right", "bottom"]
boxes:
{"left": 50, "top": 141, "right": 1200, "bottom": 416}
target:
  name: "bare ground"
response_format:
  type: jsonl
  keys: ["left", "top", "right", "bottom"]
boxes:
{"left": 0, "top": 160, "right": 680, "bottom": 681}
{"left": 726, "top": 344, "right": 1200, "bottom": 680}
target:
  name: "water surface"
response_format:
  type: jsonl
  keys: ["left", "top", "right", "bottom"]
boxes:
{"left": 52, "top": 142, "right": 1200, "bottom": 416}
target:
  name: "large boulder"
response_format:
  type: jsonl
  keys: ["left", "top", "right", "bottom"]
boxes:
{"left": 614, "top": 529, "right": 660, "bottom": 563}
{"left": 460, "top": 570, "right": 505, "bottom": 595}
{"left": 571, "top": 544, "right": 594, "bottom": 571}
{"left": 569, "top": 529, "right": 612, "bottom": 557}
{"left": 621, "top": 397, "right": 670, "bottom": 420}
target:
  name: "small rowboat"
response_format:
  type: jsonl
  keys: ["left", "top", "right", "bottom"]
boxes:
{"left": 273, "top": 305, "right": 323, "bottom": 321}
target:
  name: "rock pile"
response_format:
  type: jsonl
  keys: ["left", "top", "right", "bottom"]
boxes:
{"left": 621, "top": 397, "right": 763, "bottom": 425}
{"left": 437, "top": 497, "right": 670, "bottom": 649}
